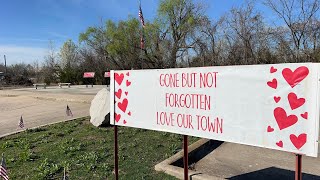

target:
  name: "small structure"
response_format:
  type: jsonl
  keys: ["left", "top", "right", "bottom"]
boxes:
{"left": 104, "top": 71, "right": 110, "bottom": 86}
{"left": 83, "top": 72, "right": 95, "bottom": 88}
{"left": 33, "top": 83, "right": 46, "bottom": 89}
{"left": 0, "top": 72, "right": 4, "bottom": 81}
{"left": 58, "top": 83, "right": 71, "bottom": 88}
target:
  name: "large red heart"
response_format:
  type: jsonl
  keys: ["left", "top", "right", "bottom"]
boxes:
{"left": 267, "top": 78, "right": 277, "bottom": 89}
{"left": 118, "top": 98, "right": 128, "bottom": 113}
{"left": 115, "top": 73, "right": 124, "bottom": 85}
{"left": 115, "top": 113, "right": 121, "bottom": 122}
{"left": 290, "top": 133, "right": 307, "bottom": 150}
{"left": 115, "top": 89, "right": 122, "bottom": 99}
{"left": 282, "top": 66, "right": 309, "bottom": 88}
{"left": 274, "top": 107, "right": 298, "bottom": 130}
{"left": 288, "top": 92, "right": 305, "bottom": 110}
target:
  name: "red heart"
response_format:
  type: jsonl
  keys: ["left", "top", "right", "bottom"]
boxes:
{"left": 282, "top": 66, "right": 309, "bottom": 88}
{"left": 125, "top": 91, "right": 128, "bottom": 96}
{"left": 115, "top": 113, "right": 121, "bottom": 122}
{"left": 274, "top": 107, "right": 298, "bottom": 130}
{"left": 290, "top": 133, "right": 307, "bottom": 150}
{"left": 288, "top": 92, "right": 305, "bottom": 110}
{"left": 301, "top": 112, "right": 308, "bottom": 120}
{"left": 123, "top": 120, "right": 127, "bottom": 124}
{"left": 115, "top": 73, "right": 124, "bottom": 85}
{"left": 118, "top": 98, "right": 128, "bottom": 113}
{"left": 115, "top": 89, "right": 122, "bottom": 99}
{"left": 126, "top": 72, "right": 130, "bottom": 76}
{"left": 267, "top": 126, "right": 274, "bottom": 132}
{"left": 276, "top": 141, "right": 283, "bottom": 148}
{"left": 274, "top": 96, "right": 281, "bottom": 103}
{"left": 128, "top": 111, "right": 131, "bottom": 116}
{"left": 270, "top": 66, "right": 277, "bottom": 73}
{"left": 126, "top": 80, "right": 131, "bottom": 87}
{"left": 267, "top": 78, "right": 277, "bottom": 89}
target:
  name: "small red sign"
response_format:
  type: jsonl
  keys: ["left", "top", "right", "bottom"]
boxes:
{"left": 83, "top": 72, "right": 95, "bottom": 78}
{"left": 104, "top": 72, "right": 110, "bottom": 78}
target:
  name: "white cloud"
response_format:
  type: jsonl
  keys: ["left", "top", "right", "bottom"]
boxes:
{"left": 0, "top": 45, "right": 47, "bottom": 65}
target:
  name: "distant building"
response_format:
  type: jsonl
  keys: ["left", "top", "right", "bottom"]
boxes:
{"left": 0, "top": 72, "right": 4, "bottom": 80}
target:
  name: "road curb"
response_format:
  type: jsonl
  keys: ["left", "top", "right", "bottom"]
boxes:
{"left": 155, "top": 138, "right": 225, "bottom": 180}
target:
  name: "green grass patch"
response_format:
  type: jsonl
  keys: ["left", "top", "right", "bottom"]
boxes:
{"left": 0, "top": 117, "right": 199, "bottom": 179}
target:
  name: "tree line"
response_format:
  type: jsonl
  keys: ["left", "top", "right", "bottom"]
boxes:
{"left": 1, "top": 0, "right": 320, "bottom": 86}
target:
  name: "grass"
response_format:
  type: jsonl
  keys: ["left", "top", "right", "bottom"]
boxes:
{"left": 0, "top": 117, "right": 199, "bottom": 179}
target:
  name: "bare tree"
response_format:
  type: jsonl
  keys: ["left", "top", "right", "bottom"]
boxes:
{"left": 264, "top": 0, "right": 319, "bottom": 61}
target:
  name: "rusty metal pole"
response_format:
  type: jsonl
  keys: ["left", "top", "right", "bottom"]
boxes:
{"left": 295, "top": 154, "right": 302, "bottom": 180}
{"left": 114, "top": 125, "right": 119, "bottom": 180}
{"left": 183, "top": 135, "right": 188, "bottom": 180}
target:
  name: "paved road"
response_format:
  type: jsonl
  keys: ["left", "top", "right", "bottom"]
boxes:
{"left": 0, "top": 85, "right": 106, "bottom": 137}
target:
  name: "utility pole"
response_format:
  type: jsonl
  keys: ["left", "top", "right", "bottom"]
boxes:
{"left": 3, "top": 55, "right": 7, "bottom": 74}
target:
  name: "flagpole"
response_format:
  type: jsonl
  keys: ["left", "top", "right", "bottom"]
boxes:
{"left": 139, "top": 0, "right": 144, "bottom": 69}
{"left": 140, "top": 0, "right": 143, "bottom": 69}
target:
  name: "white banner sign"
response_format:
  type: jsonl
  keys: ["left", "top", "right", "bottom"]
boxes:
{"left": 110, "top": 63, "right": 320, "bottom": 157}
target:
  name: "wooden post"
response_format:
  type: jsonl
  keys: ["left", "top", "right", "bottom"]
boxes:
{"left": 114, "top": 125, "right": 119, "bottom": 180}
{"left": 183, "top": 135, "right": 188, "bottom": 180}
{"left": 295, "top": 154, "right": 302, "bottom": 180}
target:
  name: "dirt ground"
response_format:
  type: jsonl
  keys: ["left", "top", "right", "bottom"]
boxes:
{"left": 0, "top": 85, "right": 106, "bottom": 137}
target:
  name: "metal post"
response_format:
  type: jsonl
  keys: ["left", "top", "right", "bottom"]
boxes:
{"left": 295, "top": 154, "right": 302, "bottom": 180}
{"left": 183, "top": 135, "right": 188, "bottom": 180}
{"left": 114, "top": 125, "right": 119, "bottom": 180}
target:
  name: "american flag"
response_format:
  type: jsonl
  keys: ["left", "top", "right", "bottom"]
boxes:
{"left": 66, "top": 105, "right": 73, "bottom": 117}
{"left": 138, "top": 2, "right": 145, "bottom": 28}
{"left": 19, "top": 116, "right": 24, "bottom": 128}
{"left": 0, "top": 154, "right": 9, "bottom": 180}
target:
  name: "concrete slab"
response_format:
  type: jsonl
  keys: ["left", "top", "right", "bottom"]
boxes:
{"left": 195, "top": 142, "right": 320, "bottom": 180}
{"left": 156, "top": 139, "right": 320, "bottom": 180}
{"left": 0, "top": 85, "right": 107, "bottom": 137}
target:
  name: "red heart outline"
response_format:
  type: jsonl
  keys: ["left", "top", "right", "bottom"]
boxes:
{"left": 301, "top": 112, "right": 308, "bottom": 120}
{"left": 290, "top": 133, "right": 307, "bottom": 150}
{"left": 267, "top": 126, "right": 274, "bottom": 132}
{"left": 282, "top": 66, "right": 309, "bottom": 88}
{"left": 288, "top": 92, "right": 305, "bottom": 110}
{"left": 274, "top": 96, "right": 281, "bottom": 103}
{"left": 125, "top": 91, "right": 128, "bottom": 96}
{"left": 115, "top": 113, "right": 121, "bottom": 122}
{"left": 115, "top": 73, "right": 124, "bottom": 85}
{"left": 274, "top": 107, "right": 298, "bottom": 130}
{"left": 115, "top": 89, "right": 122, "bottom": 99}
{"left": 126, "top": 80, "right": 131, "bottom": 87}
{"left": 276, "top": 141, "right": 283, "bottom": 148}
{"left": 267, "top": 78, "right": 277, "bottom": 89}
{"left": 118, "top": 98, "right": 128, "bottom": 113}
{"left": 270, "top": 66, "right": 277, "bottom": 73}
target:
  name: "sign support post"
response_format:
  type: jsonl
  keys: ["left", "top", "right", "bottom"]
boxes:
{"left": 184, "top": 135, "right": 188, "bottom": 180}
{"left": 295, "top": 154, "right": 302, "bottom": 180}
{"left": 114, "top": 125, "right": 119, "bottom": 180}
